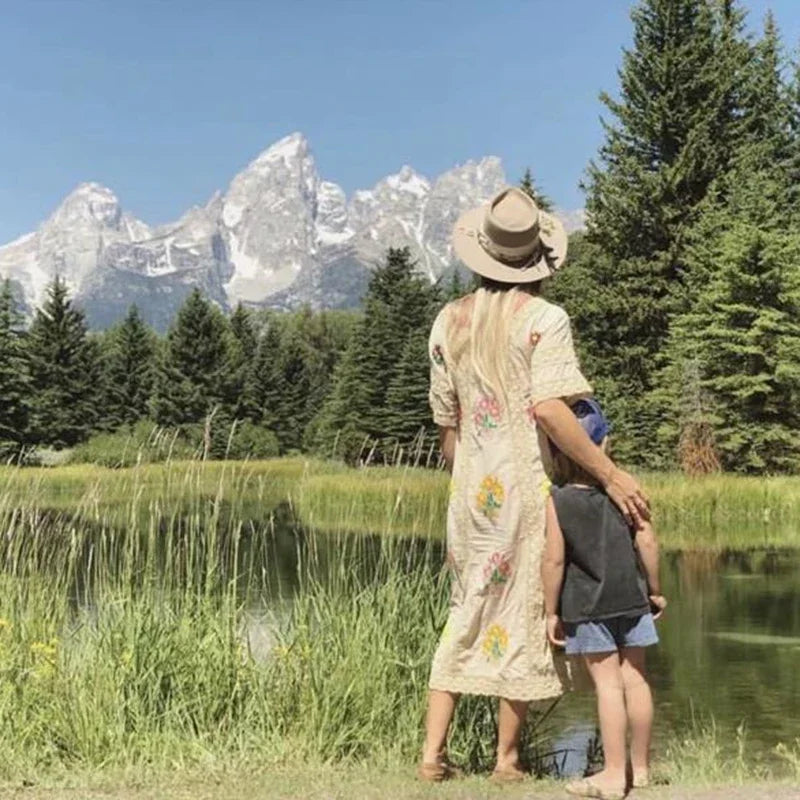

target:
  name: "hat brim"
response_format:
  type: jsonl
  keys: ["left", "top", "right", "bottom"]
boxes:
{"left": 452, "top": 204, "right": 568, "bottom": 284}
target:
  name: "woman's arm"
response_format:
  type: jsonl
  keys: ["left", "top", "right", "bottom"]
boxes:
{"left": 533, "top": 398, "right": 650, "bottom": 526}
{"left": 542, "top": 497, "right": 566, "bottom": 646}
{"left": 438, "top": 426, "right": 457, "bottom": 472}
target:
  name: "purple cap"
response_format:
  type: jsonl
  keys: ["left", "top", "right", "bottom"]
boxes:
{"left": 550, "top": 398, "right": 611, "bottom": 455}
{"left": 571, "top": 398, "right": 611, "bottom": 445}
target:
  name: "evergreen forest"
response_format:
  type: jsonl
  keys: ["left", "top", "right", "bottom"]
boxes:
{"left": 2, "top": 0, "right": 800, "bottom": 474}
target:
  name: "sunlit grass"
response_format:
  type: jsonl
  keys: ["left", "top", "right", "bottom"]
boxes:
{"left": 3, "top": 458, "right": 800, "bottom": 549}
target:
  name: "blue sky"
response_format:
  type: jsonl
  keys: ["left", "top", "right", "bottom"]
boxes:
{"left": 1, "top": 0, "right": 798, "bottom": 242}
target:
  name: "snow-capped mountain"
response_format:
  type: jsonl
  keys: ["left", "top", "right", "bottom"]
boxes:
{"left": 0, "top": 132, "right": 582, "bottom": 330}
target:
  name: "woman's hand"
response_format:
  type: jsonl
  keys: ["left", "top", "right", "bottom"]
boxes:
{"left": 546, "top": 614, "right": 565, "bottom": 648}
{"left": 534, "top": 400, "right": 650, "bottom": 525}
{"left": 602, "top": 466, "right": 650, "bottom": 527}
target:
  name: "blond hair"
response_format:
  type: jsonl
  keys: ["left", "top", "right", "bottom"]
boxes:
{"left": 446, "top": 279, "right": 541, "bottom": 402}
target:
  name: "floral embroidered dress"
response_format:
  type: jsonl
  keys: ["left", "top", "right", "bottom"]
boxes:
{"left": 428, "top": 294, "right": 591, "bottom": 700}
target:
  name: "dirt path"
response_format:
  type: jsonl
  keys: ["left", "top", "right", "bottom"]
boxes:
{"left": 4, "top": 771, "right": 797, "bottom": 800}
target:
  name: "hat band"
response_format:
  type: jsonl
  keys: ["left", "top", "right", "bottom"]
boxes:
{"left": 477, "top": 229, "right": 542, "bottom": 268}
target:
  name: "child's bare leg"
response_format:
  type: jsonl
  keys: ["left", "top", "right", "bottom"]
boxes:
{"left": 620, "top": 646, "right": 653, "bottom": 784}
{"left": 496, "top": 698, "right": 528, "bottom": 770}
{"left": 584, "top": 652, "right": 627, "bottom": 792}
{"left": 422, "top": 689, "right": 459, "bottom": 764}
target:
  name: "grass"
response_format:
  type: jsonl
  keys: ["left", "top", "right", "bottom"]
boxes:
{"left": 0, "top": 457, "right": 558, "bottom": 781}
{"left": 6, "top": 769, "right": 800, "bottom": 800}
{"left": 3, "top": 457, "right": 800, "bottom": 549}
{"left": 0, "top": 455, "right": 799, "bottom": 789}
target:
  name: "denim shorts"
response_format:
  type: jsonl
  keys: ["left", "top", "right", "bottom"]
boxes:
{"left": 564, "top": 612, "right": 659, "bottom": 656}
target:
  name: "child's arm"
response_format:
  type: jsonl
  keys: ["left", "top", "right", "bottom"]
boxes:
{"left": 634, "top": 520, "right": 666, "bottom": 618}
{"left": 542, "top": 496, "right": 566, "bottom": 646}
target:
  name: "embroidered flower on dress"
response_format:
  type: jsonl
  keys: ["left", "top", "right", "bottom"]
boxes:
{"left": 476, "top": 475, "right": 505, "bottom": 521}
{"left": 431, "top": 344, "right": 445, "bottom": 368}
{"left": 482, "top": 551, "right": 512, "bottom": 594}
{"left": 472, "top": 395, "right": 502, "bottom": 434}
{"left": 482, "top": 623, "right": 509, "bottom": 662}
{"left": 530, "top": 331, "right": 542, "bottom": 347}
{"left": 540, "top": 476, "right": 552, "bottom": 498}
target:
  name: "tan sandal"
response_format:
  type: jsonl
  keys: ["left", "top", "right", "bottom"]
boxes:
{"left": 416, "top": 760, "right": 463, "bottom": 782}
{"left": 490, "top": 764, "right": 527, "bottom": 783}
{"left": 565, "top": 777, "right": 625, "bottom": 799}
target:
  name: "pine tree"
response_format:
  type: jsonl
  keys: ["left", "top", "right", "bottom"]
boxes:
{"left": 251, "top": 319, "right": 285, "bottom": 429}
{"left": 383, "top": 324, "right": 436, "bottom": 449}
{"left": 785, "top": 49, "right": 800, "bottom": 213}
{"left": 227, "top": 303, "right": 259, "bottom": 421}
{"left": 656, "top": 206, "right": 800, "bottom": 473}
{"left": 312, "top": 248, "right": 440, "bottom": 459}
{"left": 101, "top": 304, "right": 156, "bottom": 428}
{"left": 27, "top": 277, "right": 101, "bottom": 448}
{"left": 0, "top": 280, "right": 30, "bottom": 455}
{"left": 655, "top": 26, "right": 800, "bottom": 474}
{"left": 275, "top": 327, "right": 312, "bottom": 452}
{"left": 568, "top": 0, "right": 749, "bottom": 463}
{"left": 150, "top": 289, "right": 232, "bottom": 427}
{"left": 737, "top": 13, "right": 790, "bottom": 168}
{"left": 519, "top": 168, "right": 553, "bottom": 212}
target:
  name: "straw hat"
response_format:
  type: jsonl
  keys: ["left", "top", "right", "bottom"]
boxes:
{"left": 452, "top": 187, "right": 568, "bottom": 283}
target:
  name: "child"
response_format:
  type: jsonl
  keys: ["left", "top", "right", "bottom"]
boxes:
{"left": 541, "top": 399, "right": 666, "bottom": 800}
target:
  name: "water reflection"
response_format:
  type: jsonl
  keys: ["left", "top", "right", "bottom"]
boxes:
{"left": 553, "top": 547, "right": 800, "bottom": 760}
{"left": 43, "top": 502, "right": 800, "bottom": 762}
{"left": 243, "top": 517, "right": 800, "bottom": 759}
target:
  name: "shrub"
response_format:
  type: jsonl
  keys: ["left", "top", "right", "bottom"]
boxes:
{"left": 70, "top": 419, "right": 280, "bottom": 467}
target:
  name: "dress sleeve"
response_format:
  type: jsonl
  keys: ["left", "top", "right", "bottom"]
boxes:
{"left": 428, "top": 306, "right": 459, "bottom": 427}
{"left": 528, "top": 304, "right": 592, "bottom": 406}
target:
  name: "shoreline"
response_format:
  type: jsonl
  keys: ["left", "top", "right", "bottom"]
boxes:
{"left": 3, "top": 768, "right": 797, "bottom": 800}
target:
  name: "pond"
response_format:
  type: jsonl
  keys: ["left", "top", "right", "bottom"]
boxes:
{"left": 552, "top": 547, "right": 800, "bottom": 772}
{"left": 257, "top": 517, "right": 800, "bottom": 766}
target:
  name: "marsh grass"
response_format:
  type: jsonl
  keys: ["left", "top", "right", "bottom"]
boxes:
{"left": 660, "top": 720, "right": 770, "bottom": 786}
{"left": 4, "top": 458, "right": 800, "bottom": 549}
{"left": 0, "top": 455, "right": 799, "bottom": 783}
{"left": 0, "top": 457, "right": 559, "bottom": 780}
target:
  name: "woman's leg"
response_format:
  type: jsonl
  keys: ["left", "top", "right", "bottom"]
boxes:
{"left": 620, "top": 646, "right": 653, "bottom": 785}
{"left": 496, "top": 698, "right": 529, "bottom": 770}
{"left": 584, "top": 652, "right": 627, "bottom": 793}
{"left": 422, "top": 689, "right": 459, "bottom": 764}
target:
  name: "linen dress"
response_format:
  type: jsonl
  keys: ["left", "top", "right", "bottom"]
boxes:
{"left": 427, "top": 294, "right": 592, "bottom": 701}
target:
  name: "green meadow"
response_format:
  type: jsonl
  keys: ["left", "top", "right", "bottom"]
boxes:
{"left": 3, "top": 458, "right": 800, "bottom": 549}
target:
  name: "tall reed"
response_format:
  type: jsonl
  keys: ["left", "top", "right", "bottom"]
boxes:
{"left": 0, "top": 457, "right": 557, "bottom": 779}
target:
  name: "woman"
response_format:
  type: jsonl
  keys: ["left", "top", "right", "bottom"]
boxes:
{"left": 420, "top": 187, "right": 649, "bottom": 782}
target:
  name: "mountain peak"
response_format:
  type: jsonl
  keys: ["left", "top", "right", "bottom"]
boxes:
{"left": 253, "top": 131, "right": 310, "bottom": 166}
{"left": 62, "top": 181, "right": 119, "bottom": 205}
{"left": 385, "top": 165, "right": 430, "bottom": 197}
{"left": 52, "top": 181, "right": 122, "bottom": 228}
{"left": 0, "top": 136, "right": 508, "bottom": 329}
